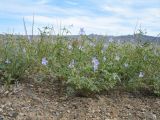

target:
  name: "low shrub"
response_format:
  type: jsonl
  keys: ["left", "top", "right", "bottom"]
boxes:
{"left": 0, "top": 30, "right": 159, "bottom": 96}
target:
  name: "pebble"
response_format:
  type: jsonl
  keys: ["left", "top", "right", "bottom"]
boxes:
{"left": 54, "top": 111, "right": 60, "bottom": 116}
{"left": 0, "top": 115, "right": 3, "bottom": 120}
{"left": 8, "top": 111, "right": 18, "bottom": 118}
{"left": 152, "top": 114, "right": 157, "bottom": 120}
{"left": 67, "top": 110, "right": 70, "bottom": 113}
{"left": 125, "top": 104, "right": 133, "bottom": 109}
{"left": 144, "top": 112, "right": 157, "bottom": 120}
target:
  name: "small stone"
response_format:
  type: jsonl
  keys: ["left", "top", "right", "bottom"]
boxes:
{"left": 4, "top": 91, "right": 9, "bottom": 95}
{"left": 63, "top": 104, "right": 67, "bottom": 107}
{"left": 54, "top": 111, "right": 60, "bottom": 116}
{"left": 145, "top": 112, "right": 157, "bottom": 120}
{"left": 92, "top": 110, "right": 95, "bottom": 113}
{"left": 152, "top": 114, "right": 157, "bottom": 120}
{"left": 8, "top": 111, "right": 18, "bottom": 118}
{"left": 73, "top": 113, "right": 79, "bottom": 119}
{"left": 19, "top": 113, "right": 26, "bottom": 116}
{"left": 67, "top": 110, "right": 70, "bottom": 113}
{"left": 0, "top": 115, "right": 4, "bottom": 120}
{"left": 125, "top": 105, "right": 133, "bottom": 109}
{"left": 141, "top": 108, "right": 146, "bottom": 112}
{"left": 1, "top": 105, "right": 5, "bottom": 109}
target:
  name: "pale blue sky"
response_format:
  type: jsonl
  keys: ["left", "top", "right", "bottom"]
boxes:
{"left": 0, "top": 0, "right": 160, "bottom": 36}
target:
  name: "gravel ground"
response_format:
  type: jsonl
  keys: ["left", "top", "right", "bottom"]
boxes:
{"left": 0, "top": 80, "right": 160, "bottom": 120}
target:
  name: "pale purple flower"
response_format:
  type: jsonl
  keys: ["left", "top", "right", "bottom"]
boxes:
{"left": 79, "top": 28, "right": 85, "bottom": 35}
{"left": 92, "top": 57, "right": 99, "bottom": 72}
{"left": 68, "top": 59, "right": 75, "bottom": 68}
{"left": 139, "top": 72, "right": 144, "bottom": 78}
{"left": 5, "top": 59, "right": 11, "bottom": 64}
{"left": 42, "top": 57, "right": 48, "bottom": 65}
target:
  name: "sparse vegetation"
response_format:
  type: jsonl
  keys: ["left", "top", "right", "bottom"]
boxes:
{"left": 0, "top": 28, "right": 160, "bottom": 96}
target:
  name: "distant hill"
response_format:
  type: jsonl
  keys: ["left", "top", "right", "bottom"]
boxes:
{"left": 87, "top": 34, "right": 160, "bottom": 44}
{"left": 0, "top": 34, "right": 160, "bottom": 44}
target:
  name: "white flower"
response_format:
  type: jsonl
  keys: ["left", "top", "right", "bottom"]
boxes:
{"left": 5, "top": 59, "right": 11, "bottom": 64}
{"left": 23, "top": 48, "right": 26, "bottom": 53}
{"left": 103, "top": 56, "right": 106, "bottom": 62}
{"left": 124, "top": 63, "right": 128, "bottom": 67}
{"left": 109, "top": 38, "right": 113, "bottom": 42}
{"left": 101, "top": 49, "right": 104, "bottom": 54}
{"left": 28, "top": 36, "right": 31, "bottom": 41}
{"left": 103, "top": 44, "right": 108, "bottom": 49}
{"left": 115, "top": 55, "right": 120, "bottom": 61}
{"left": 102, "top": 46, "right": 107, "bottom": 53}
{"left": 78, "top": 46, "right": 84, "bottom": 50}
{"left": 154, "top": 49, "right": 158, "bottom": 56}
{"left": 139, "top": 72, "right": 144, "bottom": 78}
{"left": 68, "top": 59, "right": 75, "bottom": 68}
{"left": 68, "top": 45, "right": 73, "bottom": 50}
{"left": 117, "top": 39, "right": 120, "bottom": 44}
{"left": 144, "top": 55, "right": 147, "bottom": 61}
{"left": 89, "top": 42, "right": 96, "bottom": 47}
{"left": 92, "top": 57, "right": 99, "bottom": 72}
{"left": 42, "top": 57, "right": 48, "bottom": 65}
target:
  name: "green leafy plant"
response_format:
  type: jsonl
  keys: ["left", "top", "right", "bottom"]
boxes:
{"left": 0, "top": 27, "right": 160, "bottom": 96}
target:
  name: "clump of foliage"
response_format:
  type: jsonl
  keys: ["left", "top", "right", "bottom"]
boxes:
{"left": 0, "top": 27, "right": 160, "bottom": 96}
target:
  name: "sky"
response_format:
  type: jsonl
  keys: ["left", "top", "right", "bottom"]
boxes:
{"left": 0, "top": 0, "right": 160, "bottom": 36}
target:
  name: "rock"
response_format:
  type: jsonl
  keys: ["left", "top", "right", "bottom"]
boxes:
{"left": 54, "top": 111, "right": 60, "bottom": 116}
{"left": 151, "top": 113, "right": 157, "bottom": 120}
{"left": 67, "top": 110, "right": 70, "bottom": 113}
{"left": 8, "top": 111, "right": 18, "bottom": 118}
{"left": 73, "top": 113, "right": 79, "bottom": 119}
{"left": 4, "top": 90, "right": 9, "bottom": 94}
{"left": 125, "top": 104, "right": 133, "bottom": 109}
{"left": 144, "top": 112, "right": 157, "bottom": 120}
{"left": 0, "top": 105, "right": 5, "bottom": 109}
{"left": 0, "top": 115, "right": 3, "bottom": 120}
{"left": 72, "top": 103, "right": 78, "bottom": 109}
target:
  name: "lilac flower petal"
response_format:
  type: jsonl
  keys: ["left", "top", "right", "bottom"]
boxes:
{"left": 79, "top": 28, "right": 85, "bottom": 35}
{"left": 92, "top": 57, "right": 99, "bottom": 72}
{"left": 42, "top": 57, "right": 48, "bottom": 65}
